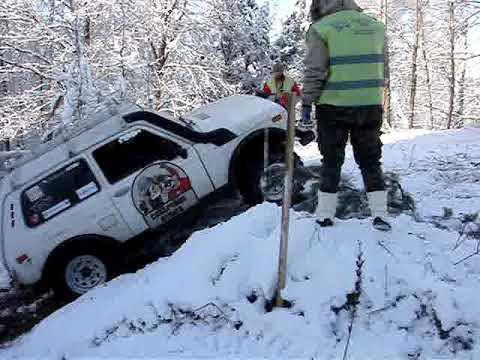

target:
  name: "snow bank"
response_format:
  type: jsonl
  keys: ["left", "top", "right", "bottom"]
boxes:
{"left": 1, "top": 128, "right": 479, "bottom": 358}
{"left": 3, "top": 202, "right": 480, "bottom": 359}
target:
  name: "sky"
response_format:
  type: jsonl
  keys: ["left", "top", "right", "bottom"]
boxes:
{"left": 468, "top": 30, "right": 480, "bottom": 73}
{"left": 259, "top": 0, "right": 297, "bottom": 34}
{"left": 470, "top": 29, "right": 480, "bottom": 53}
{"left": 271, "top": 0, "right": 296, "bottom": 18}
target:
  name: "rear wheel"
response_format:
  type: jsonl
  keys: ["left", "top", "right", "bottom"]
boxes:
{"left": 65, "top": 254, "right": 108, "bottom": 295}
{"left": 46, "top": 241, "right": 117, "bottom": 300}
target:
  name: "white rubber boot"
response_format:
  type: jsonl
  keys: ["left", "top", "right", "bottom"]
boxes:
{"left": 367, "top": 191, "right": 392, "bottom": 231}
{"left": 316, "top": 191, "right": 338, "bottom": 227}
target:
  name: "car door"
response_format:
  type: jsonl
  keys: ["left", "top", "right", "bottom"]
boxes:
{"left": 91, "top": 126, "right": 214, "bottom": 233}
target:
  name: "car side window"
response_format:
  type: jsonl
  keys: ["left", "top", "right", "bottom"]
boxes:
{"left": 21, "top": 159, "right": 100, "bottom": 227}
{"left": 93, "top": 129, "right": 182, "bottom": 184}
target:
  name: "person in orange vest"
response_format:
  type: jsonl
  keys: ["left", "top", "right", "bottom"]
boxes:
{"left": 262, "top": 63, "right": 302, "bottom": 109}
{"left": 261, "top": 63, "right": 316, "bottom": 146}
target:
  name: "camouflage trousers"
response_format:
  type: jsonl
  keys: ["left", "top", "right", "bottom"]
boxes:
{"left": 316, "top": 104, "right": 386, "bottom": 193}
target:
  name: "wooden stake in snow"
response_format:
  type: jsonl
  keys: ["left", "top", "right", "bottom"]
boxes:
{"left": 262, "top": 127, "right": 269, "bottom": 192}
{"left": 275, "top": 94, "right": 296, "bottom": 308}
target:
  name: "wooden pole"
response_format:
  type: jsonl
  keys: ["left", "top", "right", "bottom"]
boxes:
{"left": 262, "top": 128, "right": 269, "bottom": 194}
{"left": 275, "top": 94, "right": 296, "bottom": 308}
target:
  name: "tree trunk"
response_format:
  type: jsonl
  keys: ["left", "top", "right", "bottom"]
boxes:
{"left": 151, "top": 39, "right": 168, "bottom": 111}
{"left": 456, "top": 31, "right": 468, "bottom": 128}
{"left": 420, "top": 4, "right": 434, "bottom": 129}
{"left": 447, "top": 0, "right": 456, "bottom": 129}
{"left": 84, "top": 16, "right": 91, "bottom": 47}
{"left": 409, "top": 0, "right": 421, "bottom": 129}
{"left": 1, "top": 138, "right": 10, "bottom": 152}
{"left": 0, "top": 59, "right": 7, "bottom": 96}
{"left": 381, "top": 0, "right": 392, "bottom": 128}
{"left": 0, "top": 14, "right": 10, "bottom": 96}
{"left": 71, "top": 0, "right": 85, "bottom": 122}
{"left": 119, "top": 0, "right": 127, "bottom": 99}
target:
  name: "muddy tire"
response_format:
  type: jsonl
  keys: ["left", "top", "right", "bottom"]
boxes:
{"left": 239, "top": 153, "right": 303, "bottom": 205}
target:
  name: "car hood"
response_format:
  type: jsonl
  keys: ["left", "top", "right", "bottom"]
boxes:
{"left": 185, "top": 95, "right": 287, "bottom": 135}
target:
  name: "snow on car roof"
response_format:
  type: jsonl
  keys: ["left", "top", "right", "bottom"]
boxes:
{"left": 189, "top": 112, "right": 211, "bottom": 121}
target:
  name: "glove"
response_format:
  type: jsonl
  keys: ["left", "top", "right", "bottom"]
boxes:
{"left": 296, "top": 105, "right": 315, "bottom": 146}
{"left": 302, "top": 105, "right": 312, "bottom": 122}
{"left": 299, "top": 105, "right": 314, "bottom": 130}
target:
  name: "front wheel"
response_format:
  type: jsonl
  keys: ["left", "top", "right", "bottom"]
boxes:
{"left": 239, "top": 153, "right": 303, "bottom": 205}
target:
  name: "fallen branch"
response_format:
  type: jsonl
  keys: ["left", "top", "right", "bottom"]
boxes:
{"left": 342, "top": 241, "right": 364, "bottom": 360}
{"left": 377, "top": 241, "right": 398, "bottom": 260}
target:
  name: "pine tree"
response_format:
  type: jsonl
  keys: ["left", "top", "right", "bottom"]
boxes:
{"left": 210, "top": 0, "right": 273, "bottom": 92}
{"left": 273, "top": 0, "right": 308, "bottom": 80}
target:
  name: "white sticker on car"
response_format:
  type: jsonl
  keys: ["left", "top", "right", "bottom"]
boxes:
{"left": 25, "top": 186, "right": 44, "bottom": 202}
{"left": 76, "top": 182, "right": 98, "bottom": 200}
{"left": 42, "top": 199, "right": 71, "bottom": 219}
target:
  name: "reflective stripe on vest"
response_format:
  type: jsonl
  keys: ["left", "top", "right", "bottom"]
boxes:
{"left": 310, "top": 10, "right": 385, "bottom": 106}
{"left": 267, "top": 76, "right": 295, "bottom": 97}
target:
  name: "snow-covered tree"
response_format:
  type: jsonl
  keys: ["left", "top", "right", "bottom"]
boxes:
{"left": 273, "top": 0, "right": 309, "bottom": 80}
{"left": 0, "top": 0, "right": 274, "bottom": 147}
{"left": 206, "top": 0, "right": 273, "bottom": 92}
{"left": 2, "top": 0, "right": 478, "bottom": 151}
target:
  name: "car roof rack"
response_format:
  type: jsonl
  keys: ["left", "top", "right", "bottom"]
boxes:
{"left": 1, "top": 104, "right": 142, "bottom": 174}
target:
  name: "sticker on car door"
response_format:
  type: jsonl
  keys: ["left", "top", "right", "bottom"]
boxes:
{"left": 132, "top": 162, "right": 198, "bottom": 228}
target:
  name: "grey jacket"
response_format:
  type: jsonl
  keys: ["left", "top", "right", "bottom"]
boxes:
{"left": 303, "top": 0, "right": 362, "bottom": 106}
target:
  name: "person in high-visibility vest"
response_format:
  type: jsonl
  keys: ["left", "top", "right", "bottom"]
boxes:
{"left": 262, "top": 63, "right": 301, "bottom": 109}
{"left": 302, "top": 0, "right": 391, "bottom": 231}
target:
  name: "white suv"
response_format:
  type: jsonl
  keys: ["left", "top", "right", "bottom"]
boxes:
{"left": 0, "top": 95, "right": 288, "bottom": 297}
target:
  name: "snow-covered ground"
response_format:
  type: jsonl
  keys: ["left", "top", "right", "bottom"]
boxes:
{"left": 1, "top": 128, "right": 480, "bottom": 358}
{"left": 299, "top": 127, "right": 480, "bottom": 219}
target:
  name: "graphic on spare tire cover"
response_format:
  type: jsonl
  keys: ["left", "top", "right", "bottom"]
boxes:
{"left": 132, "top": 162, "right": 197, "bottom": 228}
